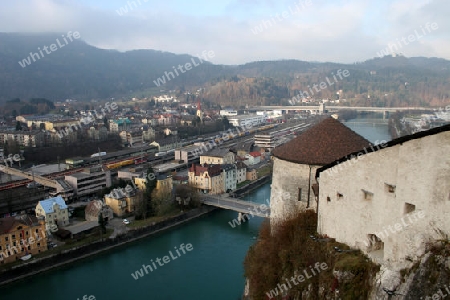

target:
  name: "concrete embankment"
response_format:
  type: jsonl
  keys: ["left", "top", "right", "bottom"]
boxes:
{"left": 232, "top": 175, "right": 271, "bottom": 197}
{"left": 0, "top": 206, "right": 216, "bottom": 286}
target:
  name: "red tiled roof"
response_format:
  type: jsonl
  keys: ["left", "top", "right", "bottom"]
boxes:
{"left": 272, "top": 117, "right": 371, "bottom": 165}
{"left": 249, "top": 151, "right": 261, "bottom": 157}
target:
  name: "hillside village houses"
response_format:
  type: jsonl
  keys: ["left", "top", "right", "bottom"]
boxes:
{"left": 35, "top": 195, "right": 70, "bottom": 233}
{"left": 0, "top": 215, "right": 47, "bottom": 264}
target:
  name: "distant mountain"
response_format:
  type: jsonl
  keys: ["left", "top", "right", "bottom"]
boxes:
{"left": 0, "top": 33, "right": 449, "bottom": 108}
{"left": 0, "top": 33, "right": 225, "bottom": 102}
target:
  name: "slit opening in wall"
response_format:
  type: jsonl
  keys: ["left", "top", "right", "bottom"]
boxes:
{"left": 404, "top": 202, "right": 416, "bottom": 214}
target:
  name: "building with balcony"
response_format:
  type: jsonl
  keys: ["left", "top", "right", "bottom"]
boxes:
{"left": 65, "top": 165, "right": 111, "bottom": 198}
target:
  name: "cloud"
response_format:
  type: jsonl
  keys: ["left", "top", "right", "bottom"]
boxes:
{"left": 0, "top": 0, "right": 449, "bottom": 64}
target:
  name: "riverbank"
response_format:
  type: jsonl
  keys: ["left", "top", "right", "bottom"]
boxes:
{"left": 0, "top": 206, "right": 216, "bottom": 286}
{"left": 232, "top": 175, "right": 272, "bottom": 198}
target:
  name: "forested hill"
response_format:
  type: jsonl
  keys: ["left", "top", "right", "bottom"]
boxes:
{"left": 0, "top": 33, "right": 449, "bottom": 107}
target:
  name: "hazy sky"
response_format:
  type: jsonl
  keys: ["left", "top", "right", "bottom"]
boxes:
{"left": 1, "top": 0, "right": 448, "bottom": 64}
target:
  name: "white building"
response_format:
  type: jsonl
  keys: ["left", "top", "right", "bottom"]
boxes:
{"left": 222, "top": 164, "right": 237, "bottom": 192}
{"left": 220, "top": 110, "right": 238, "bottom": 116}
{"left": 245, "top": 152, "right": 261, "bottom": 165}
{"left": 228, "top": 114, "right": 266, "bottom": 128}
{"left": 35, "top": 196, "right": 69, "bottom": 232}
{"left": 316, "top": 124, "right": 450, "bottom": 269}
{"left": 154, "top": 95, "right": 177, "bottom": 103}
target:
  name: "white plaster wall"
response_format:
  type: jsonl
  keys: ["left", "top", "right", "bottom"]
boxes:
{"left": 270, "top": 157, "right": 319, "bottom": 224}
{"left": 318, "top": 131, "right": 450, "bottom": 268}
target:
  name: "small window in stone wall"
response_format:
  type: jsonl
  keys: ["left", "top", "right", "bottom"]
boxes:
{"left": 384, "top": 183, "right": 396, "bottom": 194}
{"left": 298, "top": 188, "right": 302, "bottom": 201}
{"left": 362, "top": 189, "right": 373, "bottom": 201}
{"left": 327, "top": 196, "right": 331, "bottom": 202}
{"left": 404, "top": 203, "right": 416, "bottom": 214}
{"left": 337, "top": 192, "right": 343, "bottom": 200}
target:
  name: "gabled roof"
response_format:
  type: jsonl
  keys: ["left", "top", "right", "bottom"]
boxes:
{"left": 249, "top": 151, "right": 261, "bottom": 157}
{"left": 0, "top": 215, "right": 41, "bottom": 235}
{"left": 204, "top": 148, "right": 233, "bottom": 158}
{"left": 272, "top": 117, "right": 371, "bottom": 165}
{"left": 37, "top": 195, "right": 67, "bottom": 214}
{"left": 189, "top": 163, "right": 222, "bottom": 177}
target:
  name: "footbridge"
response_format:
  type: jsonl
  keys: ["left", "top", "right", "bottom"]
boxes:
{"left": 0, "top": 165, "right": 73, "bottom": 199}
{"left": 202, "top": 195, "right": 270, "bottom": 218}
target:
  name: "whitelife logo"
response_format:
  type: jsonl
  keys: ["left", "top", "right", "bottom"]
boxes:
{"left": 18, "top": 31, "right": 81, "bottom": 68}
{"left": 153, "top": 51, "right": 215, "bottom": 87}
{"left": 266, "top": 262, "right": 329, "bottom": 298}
{"left": 376, "top": 22, "right": 439, "bottom": 57}
{"left": 131, "top": 243, "right": 193, "bottom": 280}
{"left": 116, "top": 0, "right": 149, "bottom": 16}
{"left": 251, "top": 0, "right": 312, "bottom": 35}
{"left": 289, "top": 69, "right": 350, "bottom": 104}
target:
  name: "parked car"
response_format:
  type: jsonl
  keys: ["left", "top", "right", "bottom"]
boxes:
{"left": 123, "top": 219, "right": 130, "bottom": 225}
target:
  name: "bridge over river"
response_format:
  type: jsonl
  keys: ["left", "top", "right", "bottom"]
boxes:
{"left": 202, "top": 195, "right": 270, "bottom": 218}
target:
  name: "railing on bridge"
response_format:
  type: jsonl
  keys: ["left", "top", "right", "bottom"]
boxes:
{"left": 202, "top": 195, "right": 270, "bottom": 218}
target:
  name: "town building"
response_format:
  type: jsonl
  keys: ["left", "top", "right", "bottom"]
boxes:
{"left": 228, "top": 114, "right": 266, "bottom": 128}
{"left": 104, "top": 185, "right": 138, "bottom": 217}
{"left": 85, "top": 200, "right": 114, "bottom": 222}
{"left": 0, "top": 130, "right": 45, "bottom": 147}
{"left": 254, "top": 132, "right": 278, "bottom": 151}
{"left": 156, "top": 174, "right": 173, "bottom": 192}
{"left": 188, "top": 164, "right": 224, "bottom": 194}
{"left": 35, "top": 195, "right": 70, "bottom": 232}
{"left": 270, "top": 117, "right": 370, "bottom": 223}
{"left": 142, "top": 126, "right": 156, "bottom": 142}
{"left": 236, "top": 161, "right": 247, "bottom": 184}
{"left": 0, "top": 215, "right": 47, "bottom": 264}
{"left": 65, "top": 165, "right": 111, "bottom": 198}
{"left": 219, "top": 109, "right": 238, "bottom": 116}
{"left": 119, "top": 130, "right": 143, "bottom": 146}
{"left": 316, "top": 124, "right": 450, "bottom": 268}
{"left": 245, "top": 152, "right": 261, "bottom": 165}
{"left": 222, "top": 164, "right": 237, "bottom": 192}
{"left": 200, "top": 148, "right": 235, "bottom": 165}
{"left": 109, "top": 121, "right": 119, "bottom": 133}
{"left": 246, "top": 168, "right": 258, "bottom": 181}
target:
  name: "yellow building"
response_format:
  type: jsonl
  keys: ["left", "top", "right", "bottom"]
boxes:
{"left": 0, "top": 215, "right": 47, "bottom": 264}
{"left": 104, "top": 185, "right": 138, "bottom": 217}
{"left": 200, "top": 148, "right": 235, "bottom": 165}
{"left": 133, "top": 174, "right": 173, "bottom": 192}
{"left": 188, "top": 164, "right": 224, "bottom": 195}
